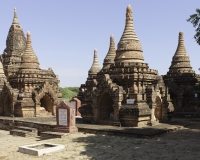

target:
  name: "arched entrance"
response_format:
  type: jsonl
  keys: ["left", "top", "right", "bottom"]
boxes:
{"left": 40, "top": 94, "right": 53, "bottom": 115}
{"left": 4, "top": 95, "right": 12, "bottom": 116}
{"left": 99, "top": 92, "right": 114, "bottom": 123}
{"left": 154, "top": 96, "right": 162, "bottom": 121}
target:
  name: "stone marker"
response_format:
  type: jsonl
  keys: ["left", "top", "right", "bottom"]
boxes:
{"left": 70, "top": 97, "right": 81, "bottom": 116}
{"left": 54, "top": 100, "right": 78, "bottom": 133}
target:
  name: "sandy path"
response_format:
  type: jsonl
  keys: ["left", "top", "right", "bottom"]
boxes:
{"left": 0, "top": 122, "right": 200, "bottom": 160}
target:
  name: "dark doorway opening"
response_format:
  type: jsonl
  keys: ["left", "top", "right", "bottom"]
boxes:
{"left": 40, "top": 94, "right": 53, "bottom": 115}
{"left": 4, "top": 95, "right": 12, "bottom": 116}
{"left": 99, "top": 92, "right": 114, "bottom": 123}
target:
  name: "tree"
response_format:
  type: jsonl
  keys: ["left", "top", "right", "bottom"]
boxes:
{"left": 187, "top": 8, "right": 200, "bottom": 45}
{"left": 59, "top": 87, "right": 79, "bottom": 100}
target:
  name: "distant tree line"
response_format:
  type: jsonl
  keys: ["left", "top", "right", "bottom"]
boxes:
{"left": 59, "top": 87, "right": 79, "bottom": 100}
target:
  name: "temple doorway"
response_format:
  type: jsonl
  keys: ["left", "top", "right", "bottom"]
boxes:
{"left": 99, "top": 92, "right": 114, "bottom": 122}
{"left": 40, "top": 94, "right": 53, "bottom": 115}
{"left": 155, "top": 96, "right": 162, "bottom": 121}
{"left": 4, "top": 95, "right": 12, "bottom": 116}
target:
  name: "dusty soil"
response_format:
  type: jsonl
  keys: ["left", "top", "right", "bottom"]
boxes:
{"left": 0, "top": 122, "right": 200, "bottom": 160}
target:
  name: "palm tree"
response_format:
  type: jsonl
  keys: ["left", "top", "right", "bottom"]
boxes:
{"left": 187, "top": 8, "right": 200, "bottom": 45}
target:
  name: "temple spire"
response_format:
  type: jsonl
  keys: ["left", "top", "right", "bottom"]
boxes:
{"left": 103, "top": 35, "right": 116, "bottom": 69}
{"left": 88, "top": 49, "right": 101, "bottom": 75}
{"left": 119, "top": 4, "right": 139, "bottom": 43}
{"left": 115, "top": 4, "right": 144, "bottom": 63}
{"left": 24, "top": 31, "right": 35, "bottom": 55}
{"left": 19, "top": 31, "right": 40, "bottom": 70}
{"left": 2, "top": 7, "right": 26, "bottom": 78}
{"left": 168, "top": 32, "right": 192, "bottom": 74}
{"left": 12, "top": 8, "right": 19, "bottom": 25}
{"left": 174, "top": 32, "right": 188, "bottom": 56}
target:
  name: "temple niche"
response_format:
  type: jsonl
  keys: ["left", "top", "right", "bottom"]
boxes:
{"left": 0, "top": 8, "right": 62, "bottom": 117}
{"left": 78, "top": 5, "right": 173, "bottom": 127}
{"left": 164, "top": 32, "right": 200, "bottom": 117}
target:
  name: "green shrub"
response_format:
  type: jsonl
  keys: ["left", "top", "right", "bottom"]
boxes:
{"left": 59, "top": 87, "right": 79, "bottom": 100}
{"left": 67, "top": 87, "right": 79, "bottom": 93}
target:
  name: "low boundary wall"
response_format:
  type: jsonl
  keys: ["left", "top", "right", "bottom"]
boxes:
{"left": 0, "top": 118, "right": 55, "bottom": 135}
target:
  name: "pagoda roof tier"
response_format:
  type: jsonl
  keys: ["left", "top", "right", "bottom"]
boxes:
{"left": 115, "top": 5, "right": 144, "bottom": 64}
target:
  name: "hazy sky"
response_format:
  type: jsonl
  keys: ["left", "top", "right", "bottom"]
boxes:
{"left": 0, "top": 1, "right": 199, "bottom": 87}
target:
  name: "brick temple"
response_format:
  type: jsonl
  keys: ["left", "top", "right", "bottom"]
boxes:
{"left": 78, "top": 5, "right": 200, "bottom": 127}
{"left": 0, "top": 8, "right": 62, "bottom": 117}
{"left": 0, "top": 6, "right": 200, "bottom": 124}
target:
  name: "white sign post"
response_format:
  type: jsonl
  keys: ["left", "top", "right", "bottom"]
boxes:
{"left": 195, "top": 94, "right": 198, "bottom": 98}
{"left": 126, "top": 99, "right": 135, "bottom": 104}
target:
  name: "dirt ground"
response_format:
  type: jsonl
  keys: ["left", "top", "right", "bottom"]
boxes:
{"left": 0, "top": 122, "right": 200, "bottom": 160}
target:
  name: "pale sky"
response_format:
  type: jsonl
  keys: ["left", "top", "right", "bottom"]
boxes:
{"left": 0, "top": 1, "right": 199, "bottom": 87}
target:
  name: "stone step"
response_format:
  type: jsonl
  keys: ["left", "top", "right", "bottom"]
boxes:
{"left": 113, "top": 122, "right": 121, "bottom": 127}
{"left": 10, "top": 129, "right": 37, "bottom": 137}
{"left": 40, "top": 109, "right": 49, "bottom": 115}
{"left": 40, "top": 131, "right": 69, "bottom": 140}
{"left": 15, "top": 126, "right": 38, "bottom": 134}
{"left": 76, "top": 117, "right": 83, "bottom": 124}
{"left": 47, "top": 112, "right": 52, "bottom": 115}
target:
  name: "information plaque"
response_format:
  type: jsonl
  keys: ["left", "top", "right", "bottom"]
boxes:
{"left": 58, "top": 109, "right": 67, "bottom": 126}
{"left": 126, "top": 99, "right": 135, "bottom": 104}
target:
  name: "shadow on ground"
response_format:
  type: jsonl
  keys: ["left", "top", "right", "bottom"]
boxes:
{"left": 72, "top": 121, "right": 200, "bottom": 160}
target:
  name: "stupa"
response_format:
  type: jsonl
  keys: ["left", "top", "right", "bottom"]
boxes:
{"left": 0, "top": 9, "right": 62, "bottom": 117}
{"left": 164, "top": 32, "right": 200, "bottom": 116}
{"left": 78, "top": 5, "right": 173, "bottom": 127}
{"left": 0, "top": 8, "right": 26, "bottom": 78}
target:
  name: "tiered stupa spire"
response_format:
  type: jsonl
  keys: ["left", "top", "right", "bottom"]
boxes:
{"left": 88, "top": 49, "right": 101, "bottom": 75}
{"left": 115, "top": 4, "right": 144, "bottom": 63}
{"left": 2, "top": 8, "right": 26, "bottom": 77}
{"left": 19, "top": 31, "right": 40, "bottom": 70}
{"left": 102, "top": 35, "right": 116, "bottom": 70}
{"left": 4, "top": 8, "right": 26, "bottom": 52}
{"left": 12, "top": 8, "right": 19, "bottom": 25}
{"left": 168, "top": 32, "right": 193, "bottom": 74}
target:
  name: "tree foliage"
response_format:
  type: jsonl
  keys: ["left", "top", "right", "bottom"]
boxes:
{"left": 59, "top": 87, "right": 79, "bottom": 100}
{"left": 187, "top": 8, "right": 200, "bottom": 45}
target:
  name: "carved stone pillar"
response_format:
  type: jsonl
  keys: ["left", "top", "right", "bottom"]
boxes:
{"left": 136, "top": 93, "right": 142, "bottom": 102}
{"left": 137, "top": 82, "right": 143, "bottom": 101}
{"left": 11, "top": 102, "right": 15, "bottom": 117}
{"left": 148, "top": 87, "right": 157, "bottom": 126}
{"left": 133, "top": 82, "right": 138, "bottom": 94}
{"left": 161, "top": 96, "right": 168, "bottom": 121}
{"left": 138, "top": 82, "right": 141, "bottom": 93}
{"left": 151, "top": 103, "right": 156, "bottom": 121}
{"left": 113, "top": 102, "right": 120, "bottom": 121}
{"left": 53, "top": 105, "right": 56, "bottom": 116}
{"left": 35, "top": 104, "right": 40, "bottom": 116}
{"left": 162, "top": 88, "right": 174, "bottom": 121}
